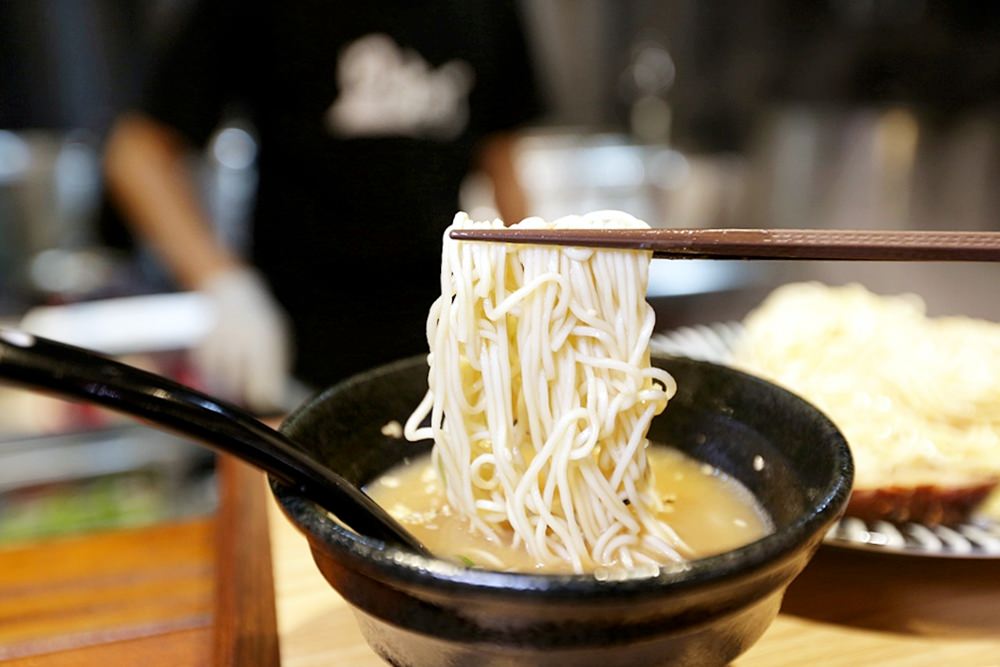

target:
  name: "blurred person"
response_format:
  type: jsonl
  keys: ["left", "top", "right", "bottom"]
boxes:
{"left": 105, "top": 0, "right": 539, "bottom": 410}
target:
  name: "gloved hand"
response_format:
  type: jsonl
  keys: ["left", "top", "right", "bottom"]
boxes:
{"left": 194, "top": 267, "right": 292, "bottom": 413}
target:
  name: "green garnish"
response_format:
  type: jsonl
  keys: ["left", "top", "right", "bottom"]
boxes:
{"left": 457, "top": 554, "right": 476, "bottom": 567}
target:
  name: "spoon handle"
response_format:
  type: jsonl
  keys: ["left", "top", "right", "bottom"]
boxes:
{"left": 0, "top": 329, "right": 429, "bottom": 555}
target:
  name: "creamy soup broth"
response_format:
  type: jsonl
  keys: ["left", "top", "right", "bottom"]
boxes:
{"left": 366, "top": 445, "right": 772, "bottom": 573}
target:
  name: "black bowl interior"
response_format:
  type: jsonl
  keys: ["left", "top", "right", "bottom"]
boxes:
{"left": 276, "top": 354, "right": 852, "bottom": 588}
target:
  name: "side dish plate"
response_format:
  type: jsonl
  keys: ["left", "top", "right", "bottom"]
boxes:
{"left": 651, "top": 322, "right": 1000, "bottom": 559}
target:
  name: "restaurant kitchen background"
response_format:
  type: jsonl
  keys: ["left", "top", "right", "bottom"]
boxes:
{"left": 1, "top": 0, "right": 999, "bottom": 543}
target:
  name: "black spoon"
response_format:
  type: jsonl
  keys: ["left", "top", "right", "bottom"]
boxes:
{"left": 0, "top": 328, "right": 431, "bottom": 556}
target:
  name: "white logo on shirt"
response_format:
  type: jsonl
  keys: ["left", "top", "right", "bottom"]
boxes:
{"left": 326, "top": 34, "right": 473, "bottom": 140}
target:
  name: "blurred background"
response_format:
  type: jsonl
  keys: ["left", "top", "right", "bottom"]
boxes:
{"left": 1, "top": 0, "right": 999, "bottom": 544}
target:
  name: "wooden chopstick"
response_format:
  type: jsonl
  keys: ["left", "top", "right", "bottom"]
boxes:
{"left": 447, "top": 228, "right": 1000, "bottom": 262}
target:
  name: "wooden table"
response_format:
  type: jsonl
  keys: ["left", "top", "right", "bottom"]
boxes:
{"left": 0, "top": 457, "right": 279, "bottom": 666}
{"left": 267, "top": 496, "right": 1000, "bottom": 666}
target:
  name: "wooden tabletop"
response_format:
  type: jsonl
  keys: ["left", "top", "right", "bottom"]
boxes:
{"left": 267, "top": 496, "right": 1000, "bottom": 666}
{"left": 0, "top": 456, "right": 279, "bottom": 667}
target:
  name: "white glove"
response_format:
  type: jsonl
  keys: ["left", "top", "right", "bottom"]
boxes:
{"left": 194, "top": 267, "right": 292, "bottom": 413}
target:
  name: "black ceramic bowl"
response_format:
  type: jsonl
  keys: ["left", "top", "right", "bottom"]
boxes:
{"left": 272, "top": 355, "right": 852, "bottom": 667}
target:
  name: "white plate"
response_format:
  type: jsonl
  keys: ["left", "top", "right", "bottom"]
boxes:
{"left": 651, "top": 322, "right": 1000, "bottom": 559}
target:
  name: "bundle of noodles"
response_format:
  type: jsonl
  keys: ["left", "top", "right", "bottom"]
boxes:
{"left": 732, "top": 282, "right": 1000, "bottom": 524}
{"left": 405, "top": 211, "right": 686, "bottom": 573}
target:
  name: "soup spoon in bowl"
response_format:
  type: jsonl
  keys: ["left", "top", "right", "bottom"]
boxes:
{"left": 0, "top": 328, "right": 431, "bottom": 556}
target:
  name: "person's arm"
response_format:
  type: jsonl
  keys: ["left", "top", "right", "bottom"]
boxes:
{"left": 104, "top": 111, "right": 290, "bottom": 411}
{"left": 470, "top": 2, "right": 541, "bottom": 226}
{"left": 104, "top": 112, "right": 239, "bottom": 289}
{"left": 476, "top": 132, "right": 529, "bottom": 226}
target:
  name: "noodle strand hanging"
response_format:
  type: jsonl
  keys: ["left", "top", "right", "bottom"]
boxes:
{"left": 405, "top": 211, "right": 687, "bottom": 572}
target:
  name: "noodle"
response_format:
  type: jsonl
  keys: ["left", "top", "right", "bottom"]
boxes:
{"left": 404, "top": 211, "right": 687, "bottom": 572}
{"left": 731, "top": 282, "right": 1000, "bottom": 490}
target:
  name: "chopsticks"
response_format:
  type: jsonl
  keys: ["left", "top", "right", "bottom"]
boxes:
{"left": 447, "top": 228, "right": 1000, "bottom": 262}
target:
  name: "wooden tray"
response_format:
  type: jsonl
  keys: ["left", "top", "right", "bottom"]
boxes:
{"left": 0, "top": 454, "right": 280, "bottom": 666}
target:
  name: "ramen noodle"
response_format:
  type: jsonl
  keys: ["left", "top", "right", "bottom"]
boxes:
{"left": 405, "top": 211, "right": 688, "bottom": 573}
{"left": 732, "top": 282, "right": 1000, "bottom": 509}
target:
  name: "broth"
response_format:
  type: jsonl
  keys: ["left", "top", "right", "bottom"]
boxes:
{"left": 366, "top": 445, "right": 771, "bottom": 574}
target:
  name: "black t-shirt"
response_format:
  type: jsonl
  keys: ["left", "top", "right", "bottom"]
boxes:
{"left": 142, "top": 0, "right": 539, "bottom": 386}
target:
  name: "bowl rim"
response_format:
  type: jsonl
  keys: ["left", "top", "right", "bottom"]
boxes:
{"left": 272, "top": 355, "right": 853, "bottom": 598}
